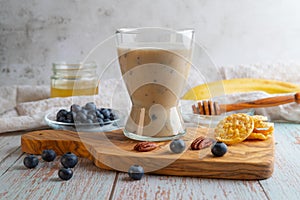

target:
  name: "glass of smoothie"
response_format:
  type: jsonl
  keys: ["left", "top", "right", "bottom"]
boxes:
{"left": 116, "top": 28, "right": 194, "bottom": 141}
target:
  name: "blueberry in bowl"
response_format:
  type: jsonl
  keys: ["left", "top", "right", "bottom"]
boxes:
{"left": 44, "top": 102, "right": 120, "bottom": 132}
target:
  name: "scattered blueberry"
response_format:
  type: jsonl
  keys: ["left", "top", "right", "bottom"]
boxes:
{"left": 128, "top": 165, "right": 144, "bottom": 180}
{"left": 23, "top": 154, "right": 39, "bottom": 169}
{"left": 211, "top": 141, "right": 227, "bottom": 157}
{"left": 60, "top": 152, "right": 78, "bottom": 168}
{"left": 41, "top": 149, "right": 57, "bottom": 162}
{"left": 169, "top": 139, "right": 186, "bottom": 153}
{"left": 58, "top": 168, "right": 73, "bottom": 181}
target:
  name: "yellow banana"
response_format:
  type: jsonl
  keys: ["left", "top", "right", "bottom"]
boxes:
{"left": 183, "top": 78, "right": 300, "bottom": 100}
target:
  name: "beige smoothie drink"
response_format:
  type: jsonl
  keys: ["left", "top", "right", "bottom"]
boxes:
{"left": 118, "top": 44, "right": 192, "bottom": 138}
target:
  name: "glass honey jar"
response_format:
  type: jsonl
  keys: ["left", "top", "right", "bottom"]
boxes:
{"left": 50, "top": 62, "right": 99, "bottom": 98}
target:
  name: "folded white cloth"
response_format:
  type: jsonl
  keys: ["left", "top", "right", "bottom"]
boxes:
{"left": 0, "top": 63, "right": 299, "bottom": 134}
{"left": 0, "top": 79, "right": 130, "bottom": 133}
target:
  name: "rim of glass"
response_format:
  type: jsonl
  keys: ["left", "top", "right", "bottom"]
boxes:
{"left": 115, "top": 27, "right": 195, "bottom": 34}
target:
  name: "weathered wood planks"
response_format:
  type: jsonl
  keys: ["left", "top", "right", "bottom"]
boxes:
{"left": 0, "top": 149, "right": 116, "bottom": 199}
{"left": 259, "top": 123, "right": 300, "bottom": 199}
{"left": 0, "top": 123, "right": 299, "bottom": 199}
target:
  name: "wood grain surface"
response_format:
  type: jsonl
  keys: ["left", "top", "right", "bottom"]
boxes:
{"left": 0, "top": 123, "right": 299, "bottom": 200}
{"left": 21, "top": 127, "right": 274, "bottom": 180}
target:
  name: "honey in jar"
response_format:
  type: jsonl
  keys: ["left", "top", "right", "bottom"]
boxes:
{"left": 50, "top": 63, "right": 99, "bottom": 98}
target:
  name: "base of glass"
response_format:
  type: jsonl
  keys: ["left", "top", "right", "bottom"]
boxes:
{"left": 123, "top": 129, "right": 186, "bottom": 142}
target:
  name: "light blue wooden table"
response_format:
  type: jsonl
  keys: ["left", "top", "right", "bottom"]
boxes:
{"left": 0, "top": 123, "right": 299, "bottom": 200}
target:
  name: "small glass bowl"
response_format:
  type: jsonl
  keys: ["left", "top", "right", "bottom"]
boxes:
{"left": 44, "top": 109, "right": 121, "bottom": 132}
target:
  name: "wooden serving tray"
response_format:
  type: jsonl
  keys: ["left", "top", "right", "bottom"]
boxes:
{"left": 21, "top": 127, "right": 274, "bottom": 180}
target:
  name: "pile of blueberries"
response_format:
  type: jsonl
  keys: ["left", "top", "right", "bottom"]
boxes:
{"left": 56, "top": 102, "right": 117, "bottom": 125}
{"left": 23, "top": 150, "right": 78, "bottom": 181}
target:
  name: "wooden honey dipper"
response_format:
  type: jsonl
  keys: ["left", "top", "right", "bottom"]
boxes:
{"left": 192, "top": 92, "right": 300, "bottom": 115}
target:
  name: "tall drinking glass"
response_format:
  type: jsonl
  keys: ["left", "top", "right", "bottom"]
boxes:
{"left": 116, "top": 28, "right": 194, "bottom": 141}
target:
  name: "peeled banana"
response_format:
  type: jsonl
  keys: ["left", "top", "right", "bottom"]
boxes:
{"left": 183, "top": 78, "right": 300, "bottom": 100}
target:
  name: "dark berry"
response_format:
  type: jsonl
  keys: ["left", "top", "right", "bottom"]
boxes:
{"left": 60, "top": 152, "right": 78, "bottom": 168}
{"left": 70, "top": 104, "right": 82, "bottom": 113}
{"left": 128, "top": 165, "right": 144, "bottom": 180}
{"left": 87, "top": 111, "right": 96, "bottom": 121}
{"left": 97, "top": 118, "right": 104, "bottom": 125}
{"left": 100, "top": 108, "right": 111, "bottom": 119}
{"left": 75, "top": 112, "right": 87, "bottom": 123}
{"left": 57, "top": 116, "right": 66, "bottom": 123}
{"left": 56, "top": 109, "right": 68, "bottom": 120}
{"left": 85, "top": 119, "right": 93, "bottom": 124}
{"left": 96, "top": 110, "right": 104, "bottom": 119}
{"left": 23, "top": 154, "right": 39, "bottom": 169}
{"left": 66, "top": 112, "right": 74, "bottom": 123}
{"left": 103, "top": 118, "right": 110, "bottom": 123}
{"left": 41, "top": 149, "right": 57, "bottom": 162}
{"left": 82, "top": 108, "right": 88, "bottom": 115}
{"left": 71, "top": 112, "right": 77, "bottom": 119}
{"left": 58, "top": 168, "right": 73, "bottom": 181}
{"left": 64, "top": 119, "right": 73, "bottom": 123}
{"left": 109, "top": 113, "right": 116, "bottom": 120}
{"left": 84, "top": 102, "right": 97, "bottom": 111}
{"left": 211, "top": 142, "right": 227, "bottom": 157}
{"left": 169, "top": 139, "right": 186, "bottom": 153}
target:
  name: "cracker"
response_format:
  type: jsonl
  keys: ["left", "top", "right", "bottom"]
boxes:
{"left": 247, "top": 122, "right": 274, "bottom": 140}
{"left": 215, "top": 113, "right": 254, "bottom": 145}
{"left": 247, "top": 132, "right": 273, "bottom": 140}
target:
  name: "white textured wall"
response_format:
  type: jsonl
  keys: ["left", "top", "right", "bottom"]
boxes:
{"left": 1, "top": 0, "right": 300, "bottom": 86}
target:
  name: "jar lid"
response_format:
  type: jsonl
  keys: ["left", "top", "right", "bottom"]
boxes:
{"left": 52, "top": 62, "right": 97, "bottom": 70}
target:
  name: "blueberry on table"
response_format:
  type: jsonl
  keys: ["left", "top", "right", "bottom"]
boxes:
{"left": 211, "top": 141, "right": 227, "bottom": 157}
{"left": 41, "top": 149, "right": 57, "bottom": 162}
{"left": 128, "top": 165, "right": 144, "bottom": 180}
{"left": 60, "top": 152, "right": 78, "bottom": 168}
{"left": 23, "top": 154, "right": 39, "bottom": 169}
{"left": 58, "top": 168, "right": 73, "bottom": 181}
{"left": 169, "top": 139, "right": 186, "bottom": 153}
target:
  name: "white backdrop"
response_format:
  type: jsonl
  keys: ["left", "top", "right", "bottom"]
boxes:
{"left": 1, "top": 0, "right": 300, "bottom": 86}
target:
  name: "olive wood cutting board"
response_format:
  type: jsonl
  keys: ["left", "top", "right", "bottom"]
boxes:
{"left": 21, "top": 127, "right": 274, "bottom": 180}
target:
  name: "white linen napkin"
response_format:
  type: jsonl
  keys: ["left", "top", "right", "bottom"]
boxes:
{"left": 0, "top": 63, "right": 299, "bottom": 133}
